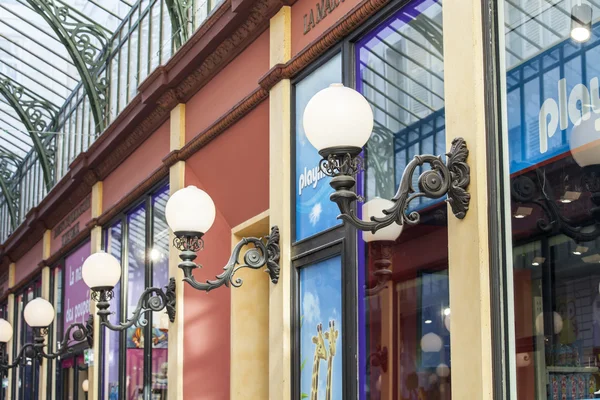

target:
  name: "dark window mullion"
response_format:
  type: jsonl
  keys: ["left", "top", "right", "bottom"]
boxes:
{"left": 143, "top": 195, "right": 153, "bottom": 400}
{"left": 119, "top": 215, "right": 128, "bottom": 400}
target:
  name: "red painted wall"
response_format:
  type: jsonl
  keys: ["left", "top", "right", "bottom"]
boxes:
{"left": 291, "top": 0, "right": 360, "bottom": 56}
{"left": 182, "top": 168, "right": 232, "bottom": 400}
{"left": 14, "top": 238, "right": 43, "bottom": 286}
{"left": 185, "top": 30, "right": 270, "bottom": 142}
{"left": 49, "top": 195, "right": 91, "bottom": 257}
{"left": 185, "top": 100, "right": 269, "bottom": 228}
{"left": 103, "top": 120, "right": 170, "bottom": 212}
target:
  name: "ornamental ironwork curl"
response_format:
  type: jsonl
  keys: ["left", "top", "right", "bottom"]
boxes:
{"left": 0, "top": 315, "right": 93, "bottom": 374}
{"left": 176, "top": 226, "right": 281, "bottom": 292}
{"left": 511, "top": 168, "right": 600, "bottom": 242}
{"left": 91, "top": 278, "right": 176, "bottom": 332}
{"left": 317, "top": 137, "right": 470, "bottom": 234}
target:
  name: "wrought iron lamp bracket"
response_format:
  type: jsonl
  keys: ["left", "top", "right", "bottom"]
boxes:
{"left": 173, "top": 226, "right": 281, "bottom": 292}
{"left": 91, "top": 278, "right": 176, "bottom": 332}
{"left": 0, "top": 315, "right": 94, "bottom": 375}
{"left": 318, "top": 137, "right": 471, "bottom": 233}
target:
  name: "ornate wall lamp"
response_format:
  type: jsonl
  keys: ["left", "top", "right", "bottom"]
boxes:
{"left": 302, "top": 84, "right": 471, "bottom": 236}
{"left": 83, "top": 187, "right": 280, "bottom": 330}
{"left": 82, "top": 252, "right": 176, "bottom": 332}
{"left": 0, "top": 298, "right": 93, "bottom": 375}
{"left": 164, "top": 186, "right": 280, "bottom": 291}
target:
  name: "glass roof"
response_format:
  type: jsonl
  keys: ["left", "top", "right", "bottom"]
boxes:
{"left": 0, "top": 0, "right": 132, "bottom": 172}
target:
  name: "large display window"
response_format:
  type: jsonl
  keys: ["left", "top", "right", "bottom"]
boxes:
{"left": 292, "top": 1, "right": 448, "bottom": 399}
{"left": 101, "top": 183, "right": 169, "bottom": 400}
{"left": 495, "top": 0, "right": 600, "bottom": 398}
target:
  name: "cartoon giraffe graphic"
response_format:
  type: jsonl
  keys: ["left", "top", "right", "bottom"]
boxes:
{"left": 311, "top": 323, "right": 328, "bottom": 400}
{"left": 324, "top": 320, "right": 339, "bottom": 400}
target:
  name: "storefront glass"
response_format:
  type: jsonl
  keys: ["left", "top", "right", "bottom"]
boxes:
{"left": 101, "top": 183, "right": 169, "bottom": 400}
{"left": 355, "top": 1, "right": 449, "bottom": 399}
{"left": 498, "top": 0, "right": 600, "bottom": 398}
{"left": 13, "top": 280, "right": 40, "bottom": 400}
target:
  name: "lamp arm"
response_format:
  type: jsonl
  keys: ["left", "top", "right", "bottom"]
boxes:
{"left": 323, "top": 138, "right": 470, "bottom": 233}
{"left": 0, "top": 342, "right": 37, "bottom": 370}
{"left": 177, "top": 226, "right": 281, "bottom": 292}
{"left": 93, "top": 281, "right": 175, "bottom": 332}
{"left": 35, "top": 316, "right": 94, "bottom": 360}
{"left": 175, "top": 226, "right": 280, "bottom": 292}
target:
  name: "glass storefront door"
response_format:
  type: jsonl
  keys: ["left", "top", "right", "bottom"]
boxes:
{"left": 59, "top": 356, "right": 87, "bottom": 400}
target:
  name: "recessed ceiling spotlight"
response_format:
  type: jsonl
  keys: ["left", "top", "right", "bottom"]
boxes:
{"left": 573, "top": 245, "right": 589, "bottom": 255}
{"left": 560, "top": 191, "right": 582, "bottom": 204}
{"left": 514, "top": 206, "right": 533, "bottom": 219}
{"left": 532, "top": 257, "right": 546, "bottom": 266}
{"left": 425, "top": 319, "right": 432, "bottom": 324}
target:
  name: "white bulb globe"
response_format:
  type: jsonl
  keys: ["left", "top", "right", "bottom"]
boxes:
{"left": 0, "top": 319, "right": 13, "bottom": 343}
{"left": 302, "top": 83, "right": 374, "bottom": 152}
{"left": 570, "top": 115, "right": 600, "bottom": 167}
{"left": 24, "top": 298, "right": 55, "bottom": 328}
{"left": 444, "top": 314, "right": 451, "bottom": 332}
{"left": 82, "top": 252, "right": 121, "bottom": 289}
{"left": 436, "top": 363, "right": 450, "bottom": 378}
{"left": 82, "top": 379, "right": 89, "bottom": 392}
{"left": 420, "top": 332, "right": 443, "bottom": 352}
{"left": 362, "top": 198, "right": 403, "bottom": 242}
{"left": 165, "top": 186, "right": 216, "bottom": 235}
{"left": 534, "top": 311, "right": 563, "bottom": 335}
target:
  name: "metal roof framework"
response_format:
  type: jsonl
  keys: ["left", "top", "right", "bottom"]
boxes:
{"left": 0, "top": 0, "right": 192, "bottom": 230}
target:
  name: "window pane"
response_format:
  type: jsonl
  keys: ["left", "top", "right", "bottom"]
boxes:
{"left": 499, "top": 0, "right": 600, "bottom": 398}
{"left": 103, "top": 222, "right": 122, "bottom": 400}
{"left": 126, "top": 205, "right": 146, "bottom": 400}
{"left": 294, "top": 54, "right": 342, "bottom": 242}
{"left": 151, "top": 187, "right": 169, "bottom": 398}
{"left": 356, "top": 1, "right": 448, "bottom": 399}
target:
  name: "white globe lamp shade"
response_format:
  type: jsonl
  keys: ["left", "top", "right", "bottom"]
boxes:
{"left": 420, "top": 332, "right": 443, "bottom": 353}
{"left": 570, "top": 115, "right": 600, "bottom": 167}
{"left": 362, "top": 198, "right": 403, "bottom": 242}
{"left": 535, "top": 311, "right": 563, "bottom": 335}
{"left": 82, "top": 379, "right": 89, "bottom": 393}
{"left": 82, "top": 252, "right": 121, "bottom": 290}
{"left": 0, "top": 319, "right": 13, "bottom": 343}
{"left": 165, "top": 186, "right": 216, "bottom": 235}
{"left": 24, "top": 298, "right": 55, "bottom": 328}
{"left": 444, "top": 314, "right": 451, "bottom": 332}
{"left": 436, "top": 363, "right": 450, "bottom": 378}
{"left": 302, "top": 84, "right": 374, "bottom": 152}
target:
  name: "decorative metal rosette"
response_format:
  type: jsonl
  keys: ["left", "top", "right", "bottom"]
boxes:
{"left": 320, "top": 153, "right": 363, "bottom": 178}
{"left": 173, "top": 235, "right": 204, "bottom": 252}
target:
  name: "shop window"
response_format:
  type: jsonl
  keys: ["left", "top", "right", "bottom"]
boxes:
{"left": 12, "top": 279, "right": 41, "bottom": 400}
{"left": 101, "top": 183, "right": 169, "bottom": 400}
{"left": 497, "top": 0, "right": 600, "bottom": 398}
{"left": 292, "top": 1, "right": 447, "bottom": 399}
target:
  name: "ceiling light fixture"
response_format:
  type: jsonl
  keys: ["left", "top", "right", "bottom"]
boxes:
{"left": 571, "top": 2, "right": 593, "bottom": 43}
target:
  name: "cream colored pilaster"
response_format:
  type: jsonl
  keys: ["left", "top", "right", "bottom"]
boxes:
{"left": 88, "top": 181, "right": 103, "bottom": 400}
{"left": 39, "top": 230, "right": 51, "bottom": 400}
{"left": 231, "top": 211, "right": 270, "bottom": 399}
{"left": 6, "top": 263, "right": 14, "bottom": 400}
{"left": 269, "top": 6, "right": 291, "bottom": 400}
{"left": 443, "top": 1, "right": 493, "bottom": 399}
{"left": 168, "top": 104, "right": 186, "bottom": 400}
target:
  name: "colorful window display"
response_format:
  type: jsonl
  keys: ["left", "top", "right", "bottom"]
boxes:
{"left": 101, "top": 184, "right": 170, "bottom": 400}
{"left": 299, "top": 256, "right": 343, "bottom": 400}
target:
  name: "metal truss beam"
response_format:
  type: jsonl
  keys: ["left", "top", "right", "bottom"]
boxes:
{"left": 165, "top": 0, "right": 191, "bottom": 49}
{"left": 0, "top": 159, "right": 19, "bottom": 230}
{"left": 0, "top": 77, "right": 58, "bottom": 191}
{"left": 26, "top": 0, "right": 111, "bottom": 134}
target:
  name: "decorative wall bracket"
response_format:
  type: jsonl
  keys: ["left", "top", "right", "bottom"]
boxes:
{"left": 318, "top": 137, "right": 471, "bottom": 233}
{"left": 91, "top": 278, "right": 176, "bottom": 332}
{"left": 173, "top": 225, "right": 281, "bottom": 292}
{"left": 512, "top": 168, "right": 600, "bottom": 242}
{"left": 0, "top": 315, "right": 93, "bottom": 375}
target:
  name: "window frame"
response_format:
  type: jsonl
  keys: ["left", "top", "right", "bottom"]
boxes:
{"left": 99, "top": 178, "right": 169, "bottom": 400}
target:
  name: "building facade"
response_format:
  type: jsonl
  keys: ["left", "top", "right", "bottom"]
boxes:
{"left": 0, "top": 0, "right": 596, "bottom": 399}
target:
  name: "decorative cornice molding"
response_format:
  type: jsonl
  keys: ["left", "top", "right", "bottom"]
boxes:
{"left": 259, "top": 0, "right": 391, "bottom": 90}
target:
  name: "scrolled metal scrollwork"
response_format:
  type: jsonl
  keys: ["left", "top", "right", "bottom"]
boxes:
{"left": 318, "top": 137, "right": 471, "bottom": 234}
{"left": 175, "top": 226, "right": 281, "bottom": 292}
{"left": 92, "top": 278, "right": 177, "bottom": 332}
